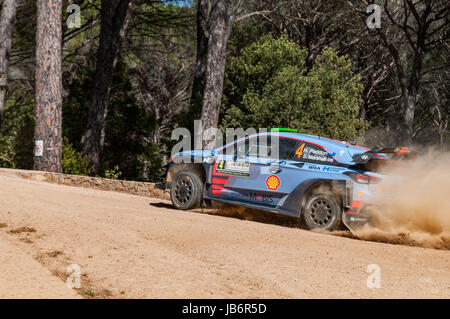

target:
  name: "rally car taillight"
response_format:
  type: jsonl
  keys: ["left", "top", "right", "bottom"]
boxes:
{"left": 344, "top": 172, "right": 381, "bottom": 184}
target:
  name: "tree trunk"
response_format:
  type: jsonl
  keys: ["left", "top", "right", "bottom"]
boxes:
{"left": 401, "top": 92, "right": 415, "bottom": 146}
{"left": 34, "top": 0, "right": 63, "bottom": 172}
{"left": 0, "top": 0, "right": 18, "bottom": 128}
{"left": 199, "top": 0, "right": 230, "bottom": 149}
{"left": 434, "top": 104, "right": 448, "bottom": 151}
{"left": 440, "top": 118, "right": 448, "bottom": 151}
{"left": 402, "top": 29, "right": 425, "bottom": 146}
{"left": 190, "top": 0, "right": 210, "bottom": 119}
{"left": 370, "top": 0, "right": 440, "bottom": 146}
{"left": 81, "top": 0, "right": 134, "bottom": 174}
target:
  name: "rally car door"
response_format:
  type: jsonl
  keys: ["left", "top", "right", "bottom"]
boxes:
{"left": 210, "top": 136, "right": 302, "bottom": 209}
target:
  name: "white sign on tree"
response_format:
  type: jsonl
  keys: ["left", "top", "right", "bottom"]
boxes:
{"left": 35, "top": 140, "right": 43, "bottom": 157}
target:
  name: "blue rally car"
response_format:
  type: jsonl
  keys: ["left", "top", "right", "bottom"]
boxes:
{"left": 157, "top": 128, "right": 412, "bottom": 231}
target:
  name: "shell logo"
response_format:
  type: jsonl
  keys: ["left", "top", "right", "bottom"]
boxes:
{"left": 266, "top": 175, "right": 280, "bottom": 191}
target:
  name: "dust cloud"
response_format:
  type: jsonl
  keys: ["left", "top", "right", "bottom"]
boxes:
{"left": 198, "top": 149, "right": 450, "bottom": 250}
{"left": 347, "top": 149, "right": 450, "bottom": 250}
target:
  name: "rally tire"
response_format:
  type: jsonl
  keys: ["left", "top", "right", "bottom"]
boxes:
{"left": 301, "top": 191, "right": 342, "bottom": 231}
{"left": 170, "top": 171, "right": 203, "bottom": 210}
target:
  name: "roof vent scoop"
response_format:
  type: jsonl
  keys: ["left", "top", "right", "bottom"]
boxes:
{"left": 270, "top": 128, "right": 299, "bottom": 133}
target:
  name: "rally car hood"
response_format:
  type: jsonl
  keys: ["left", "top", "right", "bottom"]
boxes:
{"left": 168, "top": 149, "right": 215, "bottom": 164}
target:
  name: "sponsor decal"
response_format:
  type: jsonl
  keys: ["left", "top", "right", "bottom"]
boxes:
{"left": 248, "top": 192, "right": 273, "bottom": 203}
{"left": 306, "top": 164, "right": 344, "bottom": 173}
{"left": 266, "top": 175, "right": 280, "bottom": 191}
{"left": 360, "top": 154, "right": 370, "bottom": 160}
{"left": 307, "top": 164, "right": 321, "bottom": 171}
{"left": 322, "top": 166, "right": 344, "bottom": 173}
{"left": 216, "top": 160, "right": 251, "bottom": 177}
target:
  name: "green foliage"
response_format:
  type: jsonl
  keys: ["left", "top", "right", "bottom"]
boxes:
{"left": 62, "top": 67, "right": 94, "bottom": 151}
{"left": 102, "top": 61, "right": 163, "bottom": 181}
{"left": 223, "top": 34, "right": 307, "bottom": 111}
{"left": 62, "top": 137, "right": 92, "bottom": 176}
{"left": 0, "top": 92, "right": 34, "bottom": 169}
{"left": 222, "top": 35, "right": 368, "bottom": 141}
{"left": 104, "top": 165, "right": 122, "bottom": 180}
{"left": 136, "top": 142, "right": 164, "bottom": 182}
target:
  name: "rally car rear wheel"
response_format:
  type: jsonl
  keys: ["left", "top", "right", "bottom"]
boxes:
{"left": 301, "top": 191, "right": 342, "bottom": 231}
{"left": 170, "top": 171, "right": 203, "bottom": 210}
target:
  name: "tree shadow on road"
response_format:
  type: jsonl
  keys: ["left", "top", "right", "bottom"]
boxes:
{"left": 150, "top": 200, "right": 301, "bottom": 228}
{"left": 149, "top": 202, "right": 175, "bottom": 209}
{"left": 194, "top": 202, "right": 302, "bottom": 229}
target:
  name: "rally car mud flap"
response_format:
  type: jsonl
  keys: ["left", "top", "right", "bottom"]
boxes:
{"left": 342, "top": 202, "right": 381, "bottom": 232}
{"left": 342, "top": 212, "right": 369, "bottom": 232}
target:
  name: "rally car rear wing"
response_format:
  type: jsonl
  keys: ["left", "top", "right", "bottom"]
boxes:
{"left": 352, "top": 147, "right": 413, "bottom": 164}
{"left": 352, "top": 146, "right": 416, "bottom": 171}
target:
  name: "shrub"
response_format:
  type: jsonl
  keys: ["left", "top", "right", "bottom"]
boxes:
{"left": 62, "top": 137, "right": 92, "bottom": 175}
{"left": 222, "top": 35, "right": 369, "bottom": 141}
{"left": 104, "top": 165, "right": 122, "bottom": 180}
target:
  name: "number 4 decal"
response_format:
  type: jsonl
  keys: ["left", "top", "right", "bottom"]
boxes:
{"left": 295, "top": 143, "right": 305, "bottom": 158}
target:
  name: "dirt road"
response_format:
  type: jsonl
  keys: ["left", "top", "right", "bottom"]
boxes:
{"left": 0, "top": 234, "right": 80, "bottom": 298}
{"left": 0, "top": 170, "right": 448, "bottom": 298}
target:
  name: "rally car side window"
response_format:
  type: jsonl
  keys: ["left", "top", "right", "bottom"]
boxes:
{"left": 216, "top": 138, "right": 255, "bottom": 157}
{"left": 246, "top": 136, "right": 271, "bottom": 158}
{"left": 247, "top": 136, "right": 298, "bottom": 160}
{"left": 278, "top": 138, "right": 299, "bottom": 160}
{"left": 216, "top": 140, "right": 237, "bottom": 156}
{"left": 217, "top": 136, "right": 273, "bottom": 158}
{"left": 216, "top": 136, "right": 335, "bottom": 163}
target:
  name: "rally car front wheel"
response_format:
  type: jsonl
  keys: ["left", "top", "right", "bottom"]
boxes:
{"left": 170, "top": 171, "right": 204, "bottom": 210}
{"left": 301, "top": 191, "right": 342, "bottom": 231}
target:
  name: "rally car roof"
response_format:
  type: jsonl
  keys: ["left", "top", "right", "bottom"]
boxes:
{"left": 259, "top": 131, "right": 370, "bottom": 154}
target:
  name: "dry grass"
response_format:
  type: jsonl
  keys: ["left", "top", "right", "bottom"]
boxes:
{"left": 77, "top": 284, "right": 113, "bottom": 299}
{"left": 46, "top": 250, "right": 64, "bottom": 258}
{"left": 49, "top": 264, "right": 114, "bottom": 299}
{"left": 20, "top": 237, "right": 34, "bottom": 244}
{"left": 8, "top": 226, "right": 37, "bottom": 234}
